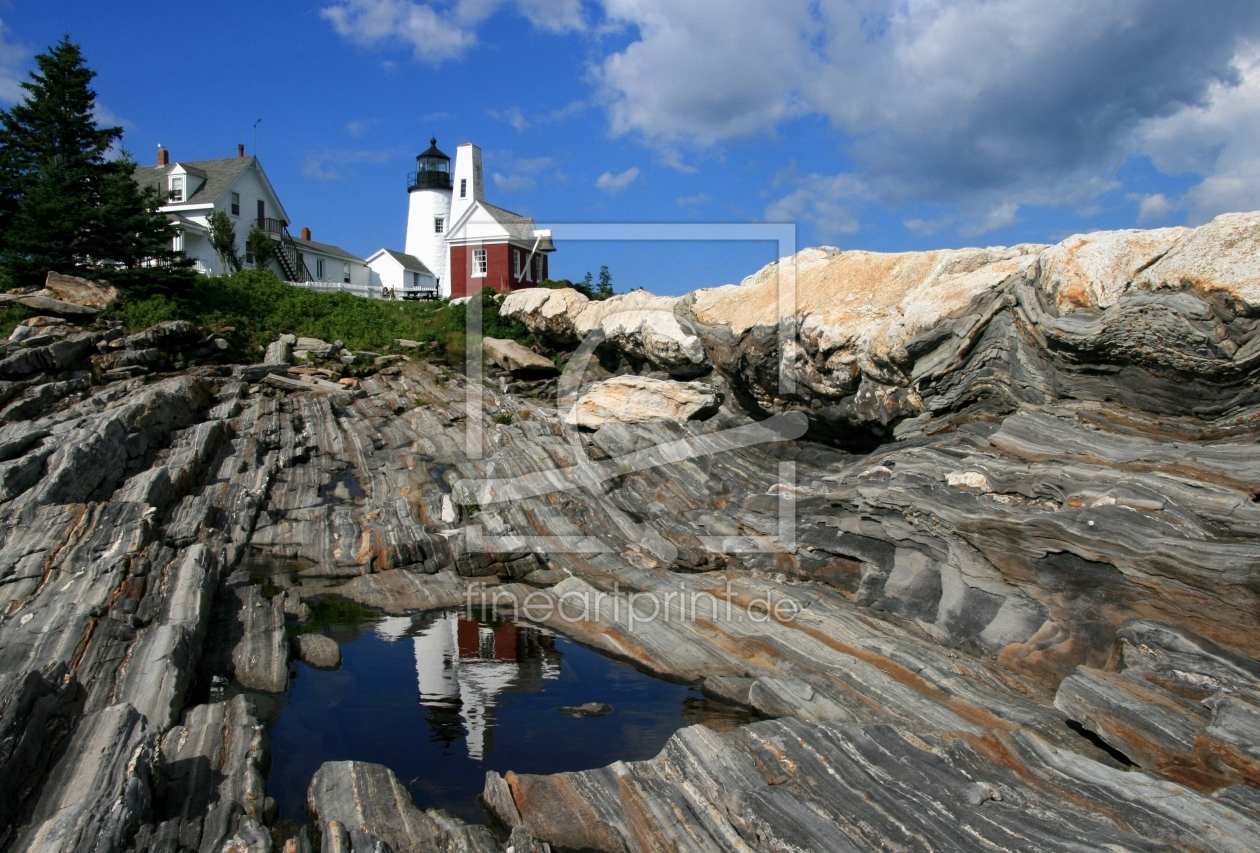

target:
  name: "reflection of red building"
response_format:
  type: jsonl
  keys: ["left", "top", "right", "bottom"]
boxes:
{"left": 457, "top": 619, "right": 520, "bottom": 662}
{"left": 415, "top": 612, "right": 559, "bottom": 760}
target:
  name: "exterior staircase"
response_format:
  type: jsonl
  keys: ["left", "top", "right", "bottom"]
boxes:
{"left": 258, "top": 217, "right": 312, "bottom": 282}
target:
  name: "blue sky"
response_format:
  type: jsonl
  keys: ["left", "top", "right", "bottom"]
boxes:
{"left": 3, "top": 1, "right": 1260, "bottom": 295}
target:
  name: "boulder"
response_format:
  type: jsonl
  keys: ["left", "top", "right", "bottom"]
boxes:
{"left": 264, "top": 339, "right": 292, "bottom": 365}
{"left": 307, "top": 761, "right": 442, "bottom": 853}
{"left": 502, "top": 288, "right": 710, "bottom": 376}
{"left": 564, "top": 375, "right": 719, "bottom": 429}
{"left": 14, "top": 294, "right": 99, "bottom": 319}
{"left": 483, "top": 337, "right": 557, "bottom": 377}
{"left": 43, "top": 272, "right": 119, "bottom": 308}
{"left": 578, "top": 290, "right": 709, "bottom": 377}
{"left": 501, "top": 287, "right": 591, "bottom": 344}
{"left": 293, "top": 633, "right": 341, "bottom": 669}
{"left": 295, "top": 337, "right": 334, "bottom": 358}
{"left": 121, "top": 320, "right": 199, "bottom": 351}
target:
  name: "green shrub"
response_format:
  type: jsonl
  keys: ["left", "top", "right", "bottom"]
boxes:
{"left": 107, "top": 273, "right": 542, "bottom": 365}
{"left": 0, "top": 303, "right": 36, "bottom": 339}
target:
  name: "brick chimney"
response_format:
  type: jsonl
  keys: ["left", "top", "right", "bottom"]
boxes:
{"left": 157, "top": 145, "right": 168, "bottom": 166}
{"left": 300, "top": 227, "right": 311, "bottom": 241}
{"left": 238, "top": 143, "right": 245, "bottom": 158}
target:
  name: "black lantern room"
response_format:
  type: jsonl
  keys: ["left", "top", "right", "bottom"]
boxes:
{"left": 408, "top": 138, "right": 451, "bottom": 191}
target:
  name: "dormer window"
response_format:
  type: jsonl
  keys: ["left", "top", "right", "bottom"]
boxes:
{"left": 169, "top": 175, "right": 184, "bottom": 203}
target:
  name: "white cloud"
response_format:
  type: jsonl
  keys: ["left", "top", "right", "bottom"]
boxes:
{"left": 486, "top": 153, "right": 558, "bottom": 191}
{"left": 904, "top": 216, "right": 952, "bottom": 238}
{"left": 0, "top": 18, "right": 27, "bottom": 104}
{"left": 764, "top": 171, "right": 869, "bottom": 238}
{"left": 545, "top": 100, "right": 587, "bottom": 122}
{"left": 321, "top": 0, "right": 478, "bottom": 64}
{"left": 677, "top": 193, "right": 709, "bottom": 207}
{"left": 596, "top": 0, "right": 814, "bottom": 146}
{"left": 304, "top": 148, "right": 394, "bottom": 181}
{"left": 592, "top": 0, "right": 1260, "bottom": 221}
{"left": 958, "top": 202, "right": 1019, "bottom": 238}
{"left": 493, "top": 172, "right": 536, "bottom": 191}
{"left": 321, "top": 0, "right": 584, "bottom": 64}
{"left": 490, "top": 106, "right": 530, "bottom": 131}
{"left": 320, "top": 1, "right": 1260, "bottom": 229}
{"left": 346, "top": 119, "right": 374, "bottom": 137}
{"left": 596, "top": 166, "right": 640, "bottom": 195}
{"left": 1137, "top": 193, "right": 1175, "bottom": 224}
{"left": 1136, "top": 48, "right": 1260, "bottom": 223}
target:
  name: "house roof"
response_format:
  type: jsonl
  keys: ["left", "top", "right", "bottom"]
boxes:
{"left": 291, "top": 236, "right": 363, "bottom": 263}
{"left": 369, "top": 248, "right": 433, "bottom": 275}
{"left": 173, "top": 164, "right": 208, "bottom": 180}
{"left": 447, "top": 200, "right": 537, "bottom": 244}
{"left": 481, "top": 202, "right": 536, "bottom": 241}
{"left": 133, "top": 156, "right": 287, "bottom": 218}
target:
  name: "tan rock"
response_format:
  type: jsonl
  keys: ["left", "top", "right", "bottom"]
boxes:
{"left": 1037, "top": 227, "right": 1189, "bottom": 311}
{"left": 43, "top": 272, "right": 118, "bottom": 308}
{"left": 483, "top": 337, "right": 556, "bottom": 376}
{"left": 692, "top": 245, "right": 1044, "bottom": 367}
{"left": 501, "top": 287, "right": 590, "bottom": 343}
{"left": 1134, "top": 211, "right": 1260, "bottom": 307}
{"left": 585, "top": 292, "right": 708, "bottom": 376}
{"left": 293, "top": 633, "right": 341, "bottom": 668}
{"left": 565, "top": 375, "right": 719, "bottom": 429}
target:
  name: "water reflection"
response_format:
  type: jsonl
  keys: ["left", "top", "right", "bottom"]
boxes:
{"left": 268, "top": 605, "right": 756, "bottom": 822}
{"left": 406, "top": 611, "right": 560, "bottom": 760}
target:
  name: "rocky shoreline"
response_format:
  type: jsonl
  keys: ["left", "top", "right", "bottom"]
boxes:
{"left": 1, "top": 215, "right": 1260, "bottom": 851}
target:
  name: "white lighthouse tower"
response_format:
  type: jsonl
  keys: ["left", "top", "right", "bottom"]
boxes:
{"left": 404, "top": 138, "right": 453, "bottom": 294}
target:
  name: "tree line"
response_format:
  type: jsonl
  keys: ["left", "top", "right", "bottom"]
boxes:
{"left": 0, "top": 36, "right": 191, "bottom": 293}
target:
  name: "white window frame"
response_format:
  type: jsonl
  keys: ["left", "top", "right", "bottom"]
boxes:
{"left": 460, "top": 178, "right": 467, "bottom": 198}
{"left": 316, "top": 258, "right": 325, "bottom": 280}
{"left": 343, "top": 263, "right": 351, "bottom": 283}
{"left": 412, "top": 271, "right": 420, "bottom": 287}
{"left": 169, "top": 175, "right": 184, "bottom": 203}
{"left": 472, "top": 248, "right": 487, "bottom": 277}
{"left": 230, "top": 191, "right": 240, "bottom": 216}
{"left": 513, "top": 249, "right": 521, "bottom": 279}
{"left": 173, "top": 230, "right": 184, "bottom": 252}
{"left": 434, "top": 217, "right": 444, "bottom": 234}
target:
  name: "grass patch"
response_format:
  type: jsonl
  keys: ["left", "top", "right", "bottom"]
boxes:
{"left": 105, "top": 270, "right": 541, "bottom": 365}
{"left": 287, "top": 594, "right": 380, "bottom": 638}
{"left": 0, "top": 303, "right": 36, "bottom": 340}
{"left": 492, "top": 411, "right": 514, "bottom": 425}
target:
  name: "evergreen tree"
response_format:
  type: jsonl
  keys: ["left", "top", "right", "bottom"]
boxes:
{"left": 0, "top": 36, "right": 188, "bottom": 290}
{"left": 597, "top": 265, "right": 613, "bottom": 299}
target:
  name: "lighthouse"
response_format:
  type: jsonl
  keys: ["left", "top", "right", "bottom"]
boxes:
{"left": 394, "top": 137, "right": 554, "bottom": 299}
{"left": 404, "top": 138, "right": 453, "bottom": 290}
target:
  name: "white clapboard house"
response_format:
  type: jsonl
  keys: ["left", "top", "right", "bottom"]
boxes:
{"left": 133, "top": 145, "right": 374, "bottom": 295}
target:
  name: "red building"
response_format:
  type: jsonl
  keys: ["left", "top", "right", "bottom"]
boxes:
{"left": 442, "top": 143, "right": 554, "bottom": 299}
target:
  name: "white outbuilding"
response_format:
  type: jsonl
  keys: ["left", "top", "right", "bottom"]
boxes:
{"left": 365, "top": 248, "right": 438, "bottom": 299}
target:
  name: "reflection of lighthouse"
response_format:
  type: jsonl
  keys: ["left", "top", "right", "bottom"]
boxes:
{"left": 411, "top": 611, "right": 559, "bottom": 761}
